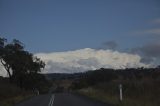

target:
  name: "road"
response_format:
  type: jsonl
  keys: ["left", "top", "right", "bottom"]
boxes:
{"left": 16, "top": 93, "right": 110, "bottom": 106}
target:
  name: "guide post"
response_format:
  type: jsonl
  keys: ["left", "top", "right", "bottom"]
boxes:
{"left": 119, "top": 84, "right": 123, "bottom": 101}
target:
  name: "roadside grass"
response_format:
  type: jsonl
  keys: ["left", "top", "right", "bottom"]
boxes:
{"left": 78, "top": 87, "right": 119, "bottom": 105}
{"left": 0, "top": 94, "right": 33, "bottom": 106}
{"left": 77, "top": 80, "right": 160, "bottom": 106}
{"left": 0, "top": 78, "right": 34, "bottom": 106}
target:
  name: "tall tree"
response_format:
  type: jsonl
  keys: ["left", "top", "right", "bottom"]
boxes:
{"left": 11, "top": 50, "right": 45, "bottom": 88}
{"left": 0, "top": 39, "right": 24, "bottom": 81}
{"left": 0, "top": 37, "right": 45, "bottom": 89}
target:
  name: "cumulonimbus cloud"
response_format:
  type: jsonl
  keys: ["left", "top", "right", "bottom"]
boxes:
{"left": 35, "top": 48, "right": 149, "bottom": 73}
{"left": 0, "top": 48, "right": 151, "bottom": 76}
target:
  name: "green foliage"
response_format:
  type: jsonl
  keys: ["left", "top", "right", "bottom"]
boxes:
{"left": 0, "top": 77, "right": 33, "bottom": 106}
{"left": 0, "top": 37, "right": 48, "bottom": 90}
{"left": 70, "top": 67, "right": 160, "bottom": 90}
{"left": 70, "top": 69, "right": 118, "bottom": 89}
{"left": 73, "top": 68, "right": 160, "bottom": 106}
{"left": 78, "top": 79, "right": 160, "bottom": 106}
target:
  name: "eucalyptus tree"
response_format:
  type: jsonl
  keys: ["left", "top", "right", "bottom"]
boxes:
{"left": 0, "top": 39, "right": 24, "bottom": 81}
{"left": 0, "top": 37, "right": 45, "bottom": 89}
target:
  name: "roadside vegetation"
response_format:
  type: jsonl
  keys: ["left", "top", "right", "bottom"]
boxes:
{"left": 0, "top": 37, "right": 51, "bottom": 106}
{"left": 70, "top": 68, "right": 160, "bottom": 106}
{"left": 0, "top": 77, "right": 33, "bottom": 106}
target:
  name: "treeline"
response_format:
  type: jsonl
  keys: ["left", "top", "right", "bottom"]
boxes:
{"left": 70, "top": 67, "right": 160, "bottom": 89}
{"left": 0, "top": 37, "right": 50, "bottom": 91}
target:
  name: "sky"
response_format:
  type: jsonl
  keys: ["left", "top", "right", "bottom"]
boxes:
{"left": 0, "top": 0, "right": 160, "bottom": 75}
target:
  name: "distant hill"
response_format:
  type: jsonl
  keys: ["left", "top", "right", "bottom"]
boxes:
{"left": 45, "top": 67, "right": 160, "bottom": 81}
{"left": 44, "top": 73, "right": 83, "bottom": 80}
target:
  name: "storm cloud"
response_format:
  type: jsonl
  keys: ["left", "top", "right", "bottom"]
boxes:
{"left": 0, "top": 48, "right": 153, "bottom": 76}
{"left": 35, "top": 48, "right": 149, "bottom": 74}
{"left": 130, "top": 42, "right": 160, "bottom": 66}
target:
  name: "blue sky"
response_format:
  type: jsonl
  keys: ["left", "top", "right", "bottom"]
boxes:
{"left": 0, "top": 0, "right": 160, "bottom": 53}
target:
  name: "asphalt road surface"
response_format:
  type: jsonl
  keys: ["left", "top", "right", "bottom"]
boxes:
{"left": 16, "top": 93, "right": 110, "bottom": 106}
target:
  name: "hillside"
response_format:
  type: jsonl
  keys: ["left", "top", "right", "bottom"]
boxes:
{"left": 48, "top": 67, "right": 160, "bottom": 106}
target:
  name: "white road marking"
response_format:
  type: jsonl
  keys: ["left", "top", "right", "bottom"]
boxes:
{"left": 48, "top": 94, "right": 55, "bottom": 106}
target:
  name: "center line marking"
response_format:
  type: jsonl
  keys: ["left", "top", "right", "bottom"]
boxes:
{"left": 48, "top": 94, "right": 55, "bottom": 106}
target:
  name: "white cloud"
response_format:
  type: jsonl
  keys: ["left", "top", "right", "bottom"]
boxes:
{"left": 134, "top": 28, "right": 160, "bottom": 36}
{"left": 132, "top": 18, "right": 160, "bottom": 36}
{"left": 0, "top": 48, "right": 150, "bottom": 76}
{"left": 35, "top": 48, "right": 149, "bottom": 73}
{"left": 146, "top": 28, "right": 160, "bottom": 35}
